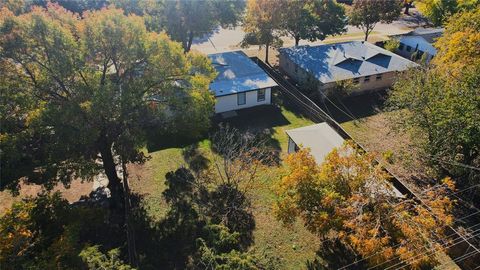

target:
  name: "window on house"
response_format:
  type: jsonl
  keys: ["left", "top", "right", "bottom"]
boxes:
{"left": 353, "top": 77, "right": 360, "bottom": 84}
{"left": 376, "top": 74, "right": 382, "bottom": 80}
{"left": 364, "top": 76, "right": 371, "bottom": 82}
{"left": 399, "top": 43, "right": 404, "bottom": 50}
{"left": 416, "top": 50, "right": 424, "bottom": 60}
{"left": 406, "top": 45, "right": 412, "bottom": 52}
{"left": 237, "top": 92, "right": 246, "bottom": 105}
{"left": 257, "top": 89, "right": 265, "bottom": 102}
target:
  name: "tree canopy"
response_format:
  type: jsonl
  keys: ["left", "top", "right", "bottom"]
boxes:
{"left": 279, "top": 0, "right": 347, "bottom": 46}
{"left": 163, "top": 0, "right": 245, "bottom": 53}
{"left": 349, "top": 0, "right": 403, "bottom": 41}
{"left": 433, "top": 8, "right": 480, "bottom": 72}
{"left": 275, "top": 142, "right": 455, "bottom": 268}
{"left": 415, "top": 0, "right": 479, "bottom": 26}
{"left": 241, "top": 0, "right": 284, "bottom": 63}
{"left": 112, "top": 0, "right": 245, "bottom": 53}
{"left": 0, "top": 4, "right": 216, "bottom": 206}
{"left": 388, "top": 66, "right": 480, "bottom": 186}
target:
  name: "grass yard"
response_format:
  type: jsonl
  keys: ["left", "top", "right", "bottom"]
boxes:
{"left": 128, "top": 103, "right": 320, "bottom": 269}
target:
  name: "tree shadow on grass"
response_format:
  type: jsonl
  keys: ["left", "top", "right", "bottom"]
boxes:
{"left": 182, "top": 143, "right": 211, "bottom": 174}
{"left": 306, "top": 239, "right": 367, "bottom": 270}
{"left": 144, "top": 127, "right": 208, "bottom": 153}
{"left": 212, "top": 104, "right": 291, "bottom": 164}
{"left": 315, "top": 90, "right": 389, "bottom": 124}
{"left": 131, "top": 168, "right": 257, "bottom": 269}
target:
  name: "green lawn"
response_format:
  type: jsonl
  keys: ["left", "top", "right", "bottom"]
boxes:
{"left": 129, "top": 103, "right": 320, "bottom": 269}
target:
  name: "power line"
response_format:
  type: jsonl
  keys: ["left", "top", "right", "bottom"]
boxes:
{"left": 386, "top": 228, "right": 480, "bottom": 270}
{"left": 368, "top": 217, "right": 480, "bottom": 270}
{"left": 338, "top": 184, "right": 480, "bottom": 270}
{"left": 376, "top": 225, "right": 480, "bottom": 270}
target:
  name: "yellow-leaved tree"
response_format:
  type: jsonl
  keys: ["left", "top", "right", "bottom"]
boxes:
{"left": 433, "top": 8, "right": 480, "bottom": 72}
{"left": 275, "top": 141, "right": 455, "bottom": 269}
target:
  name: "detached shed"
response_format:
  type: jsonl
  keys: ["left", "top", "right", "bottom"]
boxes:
{"left": 286, "top": 123, "right": 404, "bottom": 197}
{"left": 286, "top": 123, "right": 345, "bottom": 164}
{"left": 208, "top": 51, "right": 277, "bottom": 113}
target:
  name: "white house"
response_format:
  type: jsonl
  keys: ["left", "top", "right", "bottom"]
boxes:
{"left": 208, "top": 51, "right": 277, "bottom": 114}
{"left": 391, "top": 27, "right": 443, "bottom": 63}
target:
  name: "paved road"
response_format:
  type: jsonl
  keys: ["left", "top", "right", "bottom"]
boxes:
{"left": 192, "top": 9, "right": 428, "bottom": 54}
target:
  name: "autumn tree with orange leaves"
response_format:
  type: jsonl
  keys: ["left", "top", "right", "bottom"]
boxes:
{"left": 275, "top": 141, "right": 455, "bottom": 269}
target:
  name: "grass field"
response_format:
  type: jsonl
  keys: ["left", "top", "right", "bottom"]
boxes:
{"left": 128, "top": 103, "right": 320, "bottom": 269}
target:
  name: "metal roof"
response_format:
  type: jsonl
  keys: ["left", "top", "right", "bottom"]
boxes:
{"left": 286, "top": 123, "right": 345, "bottom": 164}
{"left": 279, "top": 41, "right": 417, "bottom": 84}
{"left": 208, "top": 51, "right": 277, "bottom": 97}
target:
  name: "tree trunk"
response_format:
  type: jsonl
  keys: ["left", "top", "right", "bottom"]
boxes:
{"left": 265, "top": 43, "right": 270, "bottom": 64}
{"left": 364, "top": 31, "right": 369, "bottom": 41}
{"left": 122, "top": 160, "right": 138, "bottom": 267}
{"left": 185, "top": 31, "right": 194, "bottom": 53}
{"left": 295, "top": 36, "right": 300, "bottom": 46}
{"left": 98, "top": 137, "right": 124, "bottom": 210}
{"left": 404, "top": 3, "right": 410, "bottom": 15}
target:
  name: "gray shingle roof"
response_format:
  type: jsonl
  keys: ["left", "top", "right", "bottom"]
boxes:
{"left": 279, "top": 41, "right": 417, "bottom": 84}
{"left": 208, "top": 51, "right": 277, "bottom": 97}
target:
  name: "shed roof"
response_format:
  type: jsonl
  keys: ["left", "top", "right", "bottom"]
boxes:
{"left": 286, "top": 123, "right": 404, "bottom": 197}
{"left": 286, "top": 123, "right": 345, "bottom": 164}
{"left": 279, "top": 41, "right": 417, "bottom": 84}
{"left": 208, "top": 51, "right": 277, "bottom": 97}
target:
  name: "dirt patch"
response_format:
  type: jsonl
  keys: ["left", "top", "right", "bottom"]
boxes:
{"left": 0, "top": 179, "right": 93, "bottom": 215}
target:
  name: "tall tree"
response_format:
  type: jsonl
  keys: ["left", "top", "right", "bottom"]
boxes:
{"left": 0, "top": 4, "right": 216, "bottom": 208}
{"left": 415, "top": 0, "right": 479, "bottom": 26}
{"left": 275, "top": 142, "right": 455, "bottom": 268}
{"left": 433, "top": 8, "right": 480, "bottom": 73}
{"left": 280, "top": 0, "right": 347, "bottom": 46}
{"left": 349, "top": 0, "right": 403, "bottom": 41}
{"left": 241, "top": 0, "right": 284, "bottom": 63}
{"left": 387, "top": 66, "right": 480, "bottom": 186}
{"left": 158, "top": 0, "right": 245, "bottom": 53}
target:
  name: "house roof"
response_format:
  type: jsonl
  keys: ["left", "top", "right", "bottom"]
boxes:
{"left": 411, "top": 27, "right": 444, "bottom": 36}
{"left": 208, "top": 51, "right": 277, "bottom": 97}
{"left": 279, "top": 41, "right": 417, "bottom": 84}
{"left": 399, "top": 36, "right": 437, "bottom": 56}
{"left": 392, "top": 27, "right": 444, "bottom": 43}
{"left": 286, "top": 123, "right": 345, "bottom": 164}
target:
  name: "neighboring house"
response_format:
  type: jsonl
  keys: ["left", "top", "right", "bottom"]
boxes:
{"left": 391, "top": 27, "right": 443, "bottom": 63}
{"left": 278, "top": 41, "right": 417, "bottom": 96}
{"left": 208, "top": 51, "right": 277, "bottom": 114}
{"left": 286, "top": 123, "right": 345, "bottom": 164}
